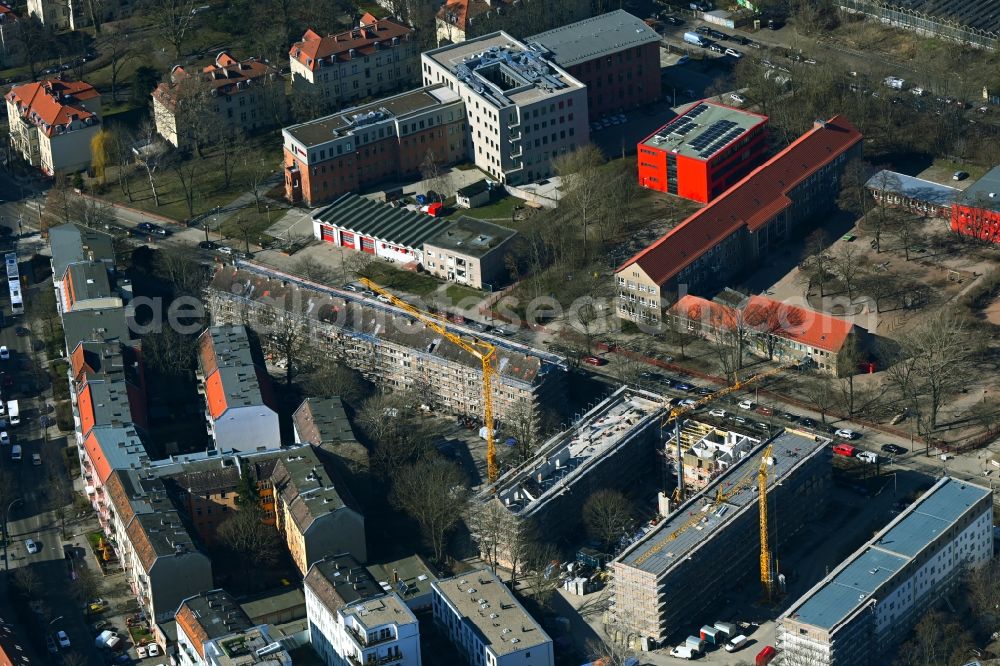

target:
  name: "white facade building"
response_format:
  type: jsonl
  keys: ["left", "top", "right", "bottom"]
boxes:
{"left": 432, "top": 567, "right": 553, "bottom": 666}
{"left": 421, "top": 32, "right": 589, "bottom": 185}
{"left": 305, "top": 554, "right": 422, "bottom": 666}
{"left": 777, "top": 477, "right": 993, "bottom": 666}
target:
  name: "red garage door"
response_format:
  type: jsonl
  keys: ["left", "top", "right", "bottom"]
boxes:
{"left": 341, "top": 231, "right": 355, "bottom": 248}
{"left": 320, "top": 225, "right": 335, "bottom": 242}
{"left": 360, "top": 237, "right": 375, "bottom": 254}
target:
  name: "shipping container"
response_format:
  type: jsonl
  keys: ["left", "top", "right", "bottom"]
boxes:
{"left": 686, "top": 636, "right": 706, "bottom": 653}
{"left": 756, "top": 645, "right": 777, "bottom": 666}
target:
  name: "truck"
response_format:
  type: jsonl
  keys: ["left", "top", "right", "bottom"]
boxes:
{"left": 714, "top": 621, "right": 737, "bottom": 640}
{"left": 685, "top": 636, "right": 706, "bottom": 653}
{"left": 683, "top": 32, "right": 708, "bottom": 47}
{"left": 700, "top": 625, "right": 722, "bottom": 644}
{"left": 6, "top": 401, "right": 18, "bottom": 426}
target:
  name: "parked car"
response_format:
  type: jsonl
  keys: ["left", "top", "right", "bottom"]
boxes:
{"left": 857, "top": 450, "right": 879, "bottom": 464}
{"left": 725, "top": 47, "right": 743, "bottom": 58}
{"left": 25, "top": 539, "right": 38, "bottom": 554}
{"left": 953, "top": 171, "right": 969, "bottom": 181}
{"left": 0, "top": 346, "right": 8, "bottom": 360}
{"left": 832, "top": 443, "right": 859, "bottom": 457}
{"left": 46, "top": 636, "right": 58, "bottom": 654}
{"left": 679, "top": 399, "right": 698, "bottom": 407}
{"left": 756, "top": 406, "right": 774, "bottom": 417}
{"left": 881, "top": 444, "right": 907, "bottom": 455}
{"left": 781, "top": 412, "right": 798, "bottom": 421}
{"left": 696, "top": 387, "right": 714, "bottom": 395}
{"left": 835, "top": 428, "right": 859, "bottom": 439}
{"left": 375, "top": 294, "right": 392, "bottom": 304}
{"left": 583, "top": 356, "right": 607, "bottom": 366}
{"left": 709, "top": 43, "right": 725, "bottom": 53}
{"left": 676, "top": 55, "right": 690, "bottom": 65}
{"left": 56, "top": 631, "right": 70, "bottom": 648}
{"left": 492, "top": 328, "right": 513, "bottom": 336}
{"left": 342, "top": 283, "right": 361, "bottom": 292}
{"left": 215, "top": 245, "right": 234, "bottom": 255}
{"left": 147, "top": 644, "right": 161, "bottom": 657}
{"left": 799, "top": 417, "right": 817, "bottom": 428}
{"left": 0, "top": 432, "right": 7, "bottom": 445}
{"left": 674, "top": 382, "right": 693, "bottom": 391}
{"left": 730, "top": 93, "right": 746, "bottom": 104}
{"left": 14, "top": 327, "right": 28, "bottom": 337}
{"left": 665, "top": 15, "right": 684, "bottom": 25}
{"left": 709, "top": 408, "right": 726, "bottom": 418}
{"left": 136, "top": 646, "right": 148, "bottom": 659}
{"left": 197, "top": 240, "right": 219, "bottom": 250}
{"left": 738, "top": 399, "right": 755, "bottom": 410}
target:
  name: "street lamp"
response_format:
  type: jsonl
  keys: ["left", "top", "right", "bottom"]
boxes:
{"left": 207, "top": 205, "right": 219, "bottom": 243}
{"left": 3, "top": 497, "right": 23, "bottom": 572}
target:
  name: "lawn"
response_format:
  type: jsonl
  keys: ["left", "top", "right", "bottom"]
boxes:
{"left": 442, "top": 283, "right": 484, "bottom": 307}
{"left": 448, "top": 195, "right": 526, "bottom": 224}
{"left": 99, "top": 133, "right": 280, "bottom": 223}
{"left": 367, "top": 263, "right": 442, "bottom": 298}
{"left": 217, "top": 206, "right": 280, "bottom": 249}
{"left": 128, "top": 624, "right": 154, "bottom": 646}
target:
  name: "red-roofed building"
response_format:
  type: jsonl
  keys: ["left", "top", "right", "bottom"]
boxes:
{"left": 5, "top": 78, "right": 101, "bottom": 175}
{"left": 152, "top": 51, "right": 285, "bottom": 148}
{"left": 616, "top": 116, "right": 862, "bottom": 324}
{"left": 666, "top": 293, "right": 870, "bottom": 375}
{"left": 288, "top": 15, "right": 418, "bottom": 113}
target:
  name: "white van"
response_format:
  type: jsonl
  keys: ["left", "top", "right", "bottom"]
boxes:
{"left": 725, "top": 634, "right": 749, "bottom": 652}
{"left": 10, "top": 445, "right": 21, "bottom": 461}
{"left": 31, "top": 453, "right": 41, "bottom": 466}
{"left": 669, "top": 645, "right": 695, "bottom": 659}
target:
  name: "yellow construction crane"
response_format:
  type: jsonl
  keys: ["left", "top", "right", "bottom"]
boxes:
{"left": 632, "top": 443, "right": 773, "bottom": 568}
{"left": 360, "top": 278, "right": 501, "bottom": 482}
{"left": 666, "top": 362, "right": 795, "bottom": 503}
{"left": 759, "top": 445, "right": 775, "bottom": 601}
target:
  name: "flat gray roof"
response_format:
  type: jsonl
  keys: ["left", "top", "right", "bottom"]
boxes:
{"left": 617, "top": 430, "right": 830, "bottom": 576}
{"left": 63, "top": 307, "right": 134, "bottom": 350}
{"left": 866, "top": 169, "right": 960, "bottom": 208}
{"left": 284, "top": 85, "right": 461, "bottom": 148}
{"left": 314, "top": 194, "right": 453, "bottom": 251}
{"left": 50, "top": 223, "right": 115, "bottom": 278}
{"left": 424, "top": 217, "right": 516, "bottom": 258}
{"left": 784, "top": 477, "right": 991, "bottom": 631}
{"left": 529, "top": 10, "right": 661, "bottom": 68}
{"left": 433, "top": 568, "right": 550, "bottom": 656}
{"left": 958, "top": 165, "right": 1000, "bottom": 212}
{"left": 640, "top": 100, "right": 767, "bottom": 161}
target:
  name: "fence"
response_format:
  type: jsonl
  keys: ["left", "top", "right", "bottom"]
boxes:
{"left": 837, "top": 0, "right": 999, "bottom": 50}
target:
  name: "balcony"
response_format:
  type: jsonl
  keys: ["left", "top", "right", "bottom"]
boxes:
{"left": 347, "top": 651, "right": 404, "bottom": 666}
{"left": 507, "top": 132, "right": 522, "bottom": 143}
{"left": 344, "top": 625, "right": 397, "bottom": 648}
{"left": 509, "top": 146, "right": 523, "bottom": 159}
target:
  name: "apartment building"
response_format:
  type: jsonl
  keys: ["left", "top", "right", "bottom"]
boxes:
{"left": 666, "top": 293, "right": 872, "bottom": 375}
{"left": 305, "top": 553, "right": 421, "bottom": 666}
{"left": 615, "top": 117, "right": 862, "bottom": 322}
{"left": 161, "top": 452, "right": 280, "bottom": 543}
{"left": 289, "top": 14, "right": 419, "bottom": 111}
{"left": 292, "top": 396, "right": 369, "bottom": 479}
{"left": 612, "top": 430, "right": 832, "bottom": 643}
{"left": 5, "top": 78, "right": 101, "bottom": 175}
{"left": 204, "top": 265, "right": 567, "bottom": 424}
{"left": 50, "top": 222, "right": 115, "bottom": 298}
{"left": 529, "top": 11, "right": 661, "bottom": 120}
{"left": 484, "top": 387, "right": 664, "bottom": 566}
{"left": 153, "top": 52, "right": 285, "bottom": 149}
{"left": 283, "top": 85, "right": 466, "bottom": 206}
{"left": 271, "top": 448, "right": 367, "bottom": 573}
{"left": 432, "top": 567, "right": 553, "bottom": 666}
{"left": 423, "top": 216, "right": 517, "bottom": 290}
{"left": 673, "top": 419, "right": 761, "bottom": 492}
{"left": 422, "top": 32, "right": 589, "bottom": 184}
{"left": 176, "top": 589, "right": 292, "bottom": 666}
{"left": 103, "top": 469, "right": 213, "bottom": 626}
{"left": 777, "top": 477, "right": 993, "bottom": 666}
{"left": 636, "top": 100, "right": 769, "bottom": 203}
{"left": 951, "top": 164, "right": 1000, "bottom": 244}
{"left": 196, "top": 325, "right": 281, "bottom": 452}
{"left": 26, "top": 0, "right": 130, "bottom": 30}
{"left": 61, "top": 262, "right": 122, "bottom": 313}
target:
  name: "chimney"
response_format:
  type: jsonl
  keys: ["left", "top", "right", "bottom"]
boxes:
{"left": 392, "top": 569, "right": 399, "bottom": 584}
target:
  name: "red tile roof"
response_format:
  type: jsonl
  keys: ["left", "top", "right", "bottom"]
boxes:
{"left": 669, "top": 293, "right": 857, "bottom": 353}
{"left": 744, "top": 294, "right": 855, "bottom": 353}
{"left": 6, "top": 79, "right": 100, "bottom": 137}
{"left": 83, "top": 431, "right": 114, "bottom": 484}
{"left": 152, "top": 51, "right": 278, "bottom": 109}
{"left": 620, "top": 116, "right": 862, "bottom": 286}
{"left": 437, "top": 0, "right": 509, "bottom": 31}
{"left": 289, "top": 17, "right": 413, "bottom": 71}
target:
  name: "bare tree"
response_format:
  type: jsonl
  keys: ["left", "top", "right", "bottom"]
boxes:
{"left": 169, "top": 152, "right": 200, "bottom": 218}
{"left": 144, "top": 0, "right": 197, "bottom": 58}
{"left": 244, "top": 155, "right": 275, "bottom": 213}
{"left": 836, "top": 333, "right": 866, "bottom": 415}
{"left": 520, "top": 541, "right": 562, "bottom": 608}
{"left": 891, "top": 212, "right": 922, "bottom": 262}
{"left": 99, "top": 24, "right": 138, "bottom": 103}
{"left": 109, "top": 129, "right": 135, "bottom": 202}
{"left": 131, "top": 122, "right": 165, "bottom": 207}
{"left": 832, "top": 242, "right": 869, "bottom": 300}
{"left": 295, "top": 255, "right": 334, "bottom": 284}
{"left": 744, "top": 299, "right": 805, "bottom": 361}
{"left": 582, "top": 489, "right": 633, "bottom": 553}
{"left": 468, "top": 499, "right": 511, "bottom": 575}
{"left": 419, "top": 149, "right": 450, "bottom": 201}
{"left": 800, "top": 230, "right": 832, "bottom": 296}
{"left": 69, "top": 196, "right": 116, "bottom": 230}
{"left": 12, "top": 16, "right": 55, "bottom": 82}
{"left": 392, "top": 457, "right": 468, "bottom": 563}
{"left": 305, "top": 365, "right": 370, "bottom": 405}
{"left": 217, "top": 129, "right": 248, "bottom": 189}
{"left": 504, "top": 401, "right": 540, "bottom": 463}
{"left": 343, "top": 251, "right": 378, "bottom": 281}
{"left": 802, "top": 375, "right": 838, "bottom": 424}
{"left": 553, "top": 144, "right": 605, "bottom": 265}
{"left": 157, "top": 245, "right": 209, "bottom": 296}
{"left": 261, "top": 310, "right": 310, "bottom": 386}
{"left": 12, "top": 567, "right": 40, "bottom": 597}
{"left": 837, "top": 157, "right": 874, "bottom": 220}
{"left": 866, "top": 169, "right": 902, "bottom": 253}
{"left": 218, "top": 508, "right": 281, "bottom": 566}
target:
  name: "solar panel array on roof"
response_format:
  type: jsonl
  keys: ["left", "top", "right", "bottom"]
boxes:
{"left": 686, "top": 104, "right": 709, "bottom": 119}
{"left": 670, "top": 120, "right": 697, "bottom": 137}
{"left": 699, "top": 126, "right": 746, "bottom": 158}
{"left": 689, "top": 120, "right": 739, "bottom": 152}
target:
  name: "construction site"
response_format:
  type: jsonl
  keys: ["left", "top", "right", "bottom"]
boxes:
{"left": 610, "top": 428, "right": 834, "bottom": 645}
{"left": 480, "top": 386, "right": 666, "bottom": 559}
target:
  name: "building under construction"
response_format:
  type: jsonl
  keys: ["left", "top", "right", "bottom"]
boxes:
{"left": 670, "top": 419, "right": 763, "bottom": 493}
{"left": 204, "top": 264, "right": 567, "bottom": 423}
{"left": 611, "top": 429, "right": 833, "bottom": 645}
{"left": 481, "top": 387, "right": 665, "bottom": 557}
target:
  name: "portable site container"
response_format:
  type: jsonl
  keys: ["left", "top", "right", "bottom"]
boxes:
{"left": 686, "top": 636, "right": 706, "bottom": 653}
{"left": 700, "top": 625, "right": 721, "bottom": 644}
{"left": 714, "top": 621, "right": 737, "bottom": 639}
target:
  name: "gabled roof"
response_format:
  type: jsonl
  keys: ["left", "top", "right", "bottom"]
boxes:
{"left": 304, "top": 553, "right": 382, "bottom": 613}
{"left": 292, "top": 397, "right": 358, "bottom": 445}
{"left": 619, "top": 116, "right": 862, "bottom": 286}
{"left": 125, "top": 509, "right": 201, "bottom": 572}
{"left": 153, "top": 52, "right": 278, "bottom": 109}
{"left": 436, "top": 0, "right": 510, "bottom": 31}
{"left": 271, "top": 446, "right": 359, "bottom": 534}
{"left": 176, "top": 589, "right": 253, "bottom": 658}
{"left": 289, "top": 17, "right": 413, "bottom": 71}
{"left": 198, "top": 326, "right": 276, "bottom": 420}
{"left": 6, "top": 79, "right": 100, "bottom": 137}
{"left": 313, "top": 193, "right": 453, "bottom": 251}
{"left": 743, "top": 295, "right": 856, "bottom": 353}
{"left": 83, "top": 426, "right": 147, "bottom": 484}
